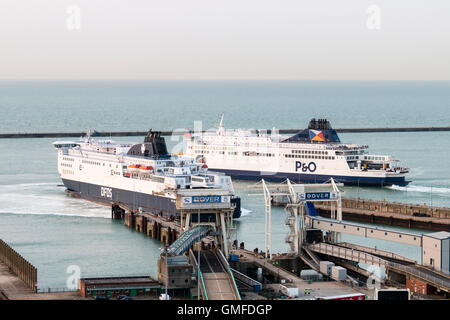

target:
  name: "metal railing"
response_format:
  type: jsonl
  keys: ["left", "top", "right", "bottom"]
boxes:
{"left": 189, "top": 249, "right": 208, "bottom": 300}
{"left": 167, "top": 225, "right": 211, "bottom": 256}
{"left": 216, "top": 249, "right": 241, "bottom": 300}
{"left": 36, "top": 287, "right": 78, "bottom": 294}
{"left": 338, "top": 242, "right": 416, "bottom": 264}
{"left": 198, "top": 272, "right": 208, "bottom": 300}
{"left": 231, "top": 268, "right": 262, "bottom": 289}
{"left": 0, "top": 239, "right": 37, "bottom": 292}
{"left": 386, "top": 262, "right": 450, "bottom": 290}
{"left": 309, "top": 242, "right": 389, "bottom": 268}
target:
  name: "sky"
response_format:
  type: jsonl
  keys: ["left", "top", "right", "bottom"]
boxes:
{"left": 1, "top": 0, "right": 450, "bottom": 80}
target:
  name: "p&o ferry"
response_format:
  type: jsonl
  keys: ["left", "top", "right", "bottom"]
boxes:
{"left": 54, "top": 130, "right": 241, "bottom": 219}
{"left": 185, "top": 116, "right": 409, "bottom": 186}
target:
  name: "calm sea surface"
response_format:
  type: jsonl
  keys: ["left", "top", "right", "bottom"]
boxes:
{"left": 0, "top": 81, "right": 449, "bottom": 288}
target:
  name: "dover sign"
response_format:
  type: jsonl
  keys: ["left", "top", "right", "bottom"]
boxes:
{"left": 298, "top": 192, "right": 337, "bottom": 201}
{"left": 182, "top": 195, "right": 230, "bottom": 204}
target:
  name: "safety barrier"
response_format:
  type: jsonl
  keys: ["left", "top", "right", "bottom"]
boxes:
{"left": 0, "top": 239, "right": 37, "bottom": 292}
{"left": 189, "top": 249, "right": 208, "bottom": 300}
{"left": 216, "top": 249, "right": 241, "bottom": 300}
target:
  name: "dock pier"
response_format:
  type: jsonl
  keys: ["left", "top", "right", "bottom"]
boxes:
{"left": 111, "top": 187, "right": 242, "bottom": 300}
{"left": 113, "top": 204, "right": 182, "bottom": 246}
{"left": 315, "top": 198, "right": 450, "bottom": 232}
{"left": 260, "top": 179, "right": 450, "bottom": 299}
{"left": 272, "top": 196, "right": 450, "bottom": 231}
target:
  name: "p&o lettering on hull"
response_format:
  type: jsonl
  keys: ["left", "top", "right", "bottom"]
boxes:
{"left": 295, "top": 161, "right": 317, "bottom": 173}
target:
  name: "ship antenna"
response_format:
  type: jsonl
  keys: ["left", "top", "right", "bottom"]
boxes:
{"left": 216, "top": 113, "right": 225, "bottom": 136}
{"left": 85, "top": 129, "right": 92, "bottom": 143}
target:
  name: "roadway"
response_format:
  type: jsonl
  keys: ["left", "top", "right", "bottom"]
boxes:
{"left": 196, "top": 250, "right": 240, "bottom": 300}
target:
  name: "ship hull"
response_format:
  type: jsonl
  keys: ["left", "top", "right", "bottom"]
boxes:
{"left": 61, "top": 178, "right": 241, "bottom": 219}
{"left": 208, "top": 169, "right": 409, "bottom": 187}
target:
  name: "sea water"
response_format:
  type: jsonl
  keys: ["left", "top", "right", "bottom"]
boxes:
{"left": 0, "top": 80, "right": 449, "bottom": 288}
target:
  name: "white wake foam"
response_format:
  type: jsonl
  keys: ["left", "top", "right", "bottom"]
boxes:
{"left": 0, "top": 182, "right": 110, "bottom": 218}
{"left": 240, "top": 207, "right": 252, "bottom": 217}
{"left": 388, "top": 184, "right": 450, "bottom": 195}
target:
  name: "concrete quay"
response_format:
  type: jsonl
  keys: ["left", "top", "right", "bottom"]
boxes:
{"left": 0, "top": 261, "right": 82, "bottom": 300}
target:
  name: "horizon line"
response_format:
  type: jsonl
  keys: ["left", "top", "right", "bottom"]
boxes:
{"left": 1, "top": 79, "right": 450, "bottom": 82}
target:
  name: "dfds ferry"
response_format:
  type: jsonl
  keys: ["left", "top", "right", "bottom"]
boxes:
{"left": 54, "top": 130, "right": 241, "bottom": 219}
{"left": 185, "top": 116, "right": 409, "bottom": 186}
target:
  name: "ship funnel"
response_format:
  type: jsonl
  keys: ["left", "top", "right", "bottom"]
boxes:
{"left": 308, "top": 118, "right": 333, "bottom": 130}
{"left": 127, "top": 129, "right": 169, "bottom": 157}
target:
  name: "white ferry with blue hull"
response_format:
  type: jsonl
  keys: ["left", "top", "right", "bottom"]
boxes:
{"left": 54, "top": 130, "right": 241, "bottom": 219}
{"left": 185, "top": 116, "right": 410, "bottom": 187}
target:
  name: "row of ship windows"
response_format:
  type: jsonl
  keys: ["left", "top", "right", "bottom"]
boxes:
{"left": 196, "top": 145, "right": 234, "bottom": 150}
{"left": 196, "top": 150, "right": 275, "bottom": 157}
{"left": 285, "top": 154, "right": 335, "bottom": 160}
{"left": 62, "top": 169, "right": 74, "bottom": 175}
{"left": 365, "top": 156, "right": 385, "bottom": 161}
{"left": 196, "top": 149, "right": 332, "bottom": 158}
{"left": 221, "top": 151, "right": 239, "bottom": 155}
{"left": 82, "top": 160, "right": 101, "bottom": 166}
{"left": 60, "top": 163, "right": 73, "bottom": 168}
{"left": 62, "top": 157, "right": 75, "bottom": 162}
{"left": 81, "top": 160, "right": 119, "bottom": 168}
{"left": 292, "top": 150, "right": 329, "bottom": 155}
{"left": 243, "top": 152, "right": 275, "bottom": 157}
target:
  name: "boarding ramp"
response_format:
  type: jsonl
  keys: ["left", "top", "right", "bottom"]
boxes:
{"left": 167, "top": 225, "right": 211, "bottom": 256}
{"left": 192, "top": 249, "right": 240, "bottom": 300}
{"left": 230, "top": 268, "right": 262, "bottom": 292}
{"left": 308, "top": 242, "right": 391, "bottom": 268}
{"left": 298, "top": 251, "right": 320, "bottom": 271}
{"left": 337, "top": 242, "right": 417, "bottom": 265}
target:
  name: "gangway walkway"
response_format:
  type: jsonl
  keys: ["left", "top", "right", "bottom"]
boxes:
{"left": 167, "top": 225, "right": 211, "bottom": 256}
{"left": 193, "top": 249, "right": 240, "bottom": 300}
{"left": 337, "top": 242, "right": 417, "bottom": 264}
{"left": 308, "top": 242, "right": 391, "bottom": 268}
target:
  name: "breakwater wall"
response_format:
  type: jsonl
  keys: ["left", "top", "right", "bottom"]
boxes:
{"left": 2, "top": 126, "right": 450, "bottom": 139}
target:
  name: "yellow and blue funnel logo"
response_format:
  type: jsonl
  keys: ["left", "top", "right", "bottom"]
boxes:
{"left": 309, "top": 129, "right": 325, "bottom": 142}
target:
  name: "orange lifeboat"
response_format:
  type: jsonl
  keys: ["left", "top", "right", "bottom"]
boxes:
{"left": 128, "top": 164, "right": 140, "bottom": 171}
{"left": 139, "top": 165, "right": 154, "bottom": 173}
